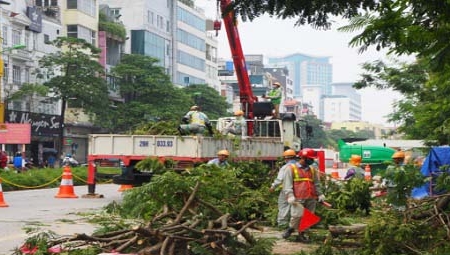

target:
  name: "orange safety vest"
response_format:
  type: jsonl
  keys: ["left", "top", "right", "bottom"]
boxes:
{"left": 292, "top": 164, "right": 317, "bottom": 200}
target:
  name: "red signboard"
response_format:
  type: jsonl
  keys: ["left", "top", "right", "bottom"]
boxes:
{"left": 0, "top": 123, "right": 32, "bottom": 144}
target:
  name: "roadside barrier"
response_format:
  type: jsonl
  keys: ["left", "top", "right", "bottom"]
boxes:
{"left": 331, "top": 162, "right": 339, "bottom": 179}
{"left": 55, "top": 165, "right": 78, "bottom": 198}
{"left": 0, "top": 178, "right": 9, "bottom": 207}
{"left": 117, "top": 184, "right": 133, "bottom": 192}
{"left": 365, "top": 164, "right": 372, "bottom": 181}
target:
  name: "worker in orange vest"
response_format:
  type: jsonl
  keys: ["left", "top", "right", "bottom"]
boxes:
{"left": 281, "top": 149, "right": 325, "bottom": 242}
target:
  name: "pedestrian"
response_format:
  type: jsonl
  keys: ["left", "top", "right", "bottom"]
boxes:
{"left": 263, "top": 81, "right": 282, "bottom": 118}
{"left": 344, "top": 155, "right": 365, "bottom": 180}
{"left": 47, "top": 154, "right": 56, "bottom": 168}
{"left": 269, "top": 149, "right": 298, "bottom": 227}
{"left": 0, "top": 151, "right": 8, "bottom": 170}
{"left": 207, "top": 150, "right": 230, "bottom": 167}
{"left": 383, "top": 150, "right": 406, "bottom": 210}
{"left": 178, "top": 105, "right": 214, "bottom": 136}
{"left": 282, "top": 149, "right": 325, "bottom": 242}
{"left": 221, "top": 110, "right": 247, "bottom": 138}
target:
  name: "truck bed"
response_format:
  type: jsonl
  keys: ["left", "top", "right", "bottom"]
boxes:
{"left": 89, "top": 134, "right": 284, "bottom": 161}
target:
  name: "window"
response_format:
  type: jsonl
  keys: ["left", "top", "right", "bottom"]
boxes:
{"left": 148, "top": 11, "right": 154, "bottom": 25}
{"left": 2, "top": 26, "right": 7, "bottom": 46}
{"left": 110, "top": 8, "right": 120, "bottom": 17}
{"left": 67, "top": 0, "right": 77, "bottom": 9}
{"left": 91, "top": 30, "right": 96, "bottom": 46}
{"left": 25, "top": 32, "right": 30, "bottom": 49}
{"left": 12, "top": 30, "right": 21, "bottom": 45}
{"left": 24, "top": 68, "right": 30, "bottom": 83}
{"left": 44, "top": 34, "right": 50, "bottom": 44}
{"left": 2, "top": 63, "right": 7, "bottom": 83}
{"left": 36, "top": 0, "right": 57, "bottom": 6}
{"left": 12, "top": 65, "right": 21, "bottom": 85}
{"left": 67, "top": 25, "right": 77, "bottom": 38}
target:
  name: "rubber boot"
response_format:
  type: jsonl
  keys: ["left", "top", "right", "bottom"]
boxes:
{"left": 282, "top": 227, "right": 294, "bottom": 239}
{"left": 296, "top": 232, "right": 310, "bottom": 243}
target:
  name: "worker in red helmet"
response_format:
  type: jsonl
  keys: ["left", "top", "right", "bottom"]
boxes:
{"left": 221, "top": 110, "right": 247, "bottom": 138}
{"left": 282, "top": 148, "right": 324, "bottom": 242}
{"left": 269, "top": 149, "right": 298, "bottom": 227}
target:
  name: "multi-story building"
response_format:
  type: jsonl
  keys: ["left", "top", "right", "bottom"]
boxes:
{"left": 268, "top": 53, "right": 332, "bottom": 98}
{"left": 323, "top": 82, "right": 362, "bottom": 122}
{"left": 98, "top": 0, "right": 219, "bottom": 89}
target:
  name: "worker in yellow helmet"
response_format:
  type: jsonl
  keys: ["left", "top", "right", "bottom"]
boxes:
{"left": 344, "top": 155, "right": 364, "bottom": 180}
{"left": 178, "top": 105, "right": 213, "bottom": 136}
{"left": 269, "top": 149, "right": 298, "bottom": 227}
{"left": 207, "top": 149, "right": 230, "bottom": 167}
{"left": 221, "top": 110, "right": 247, "bottom": 138}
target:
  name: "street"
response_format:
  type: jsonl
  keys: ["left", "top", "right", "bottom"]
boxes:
{"left": 0, "top": 184, "right": 123, "bottom": 255}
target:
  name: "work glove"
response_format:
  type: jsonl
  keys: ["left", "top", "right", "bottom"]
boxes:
{"left": 318, "top": 194, "right": 326, "bottom": 203}
{"left": 287, "top": 195, "right": 297, "bottom": 205}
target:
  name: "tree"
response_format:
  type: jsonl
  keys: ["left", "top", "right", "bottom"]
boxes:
{"left": 109, "top": 54, "right": 191, "bottom": 133}
{"left": 183, "top": 84, "right": 229, "bottom": 119}
{"left": 355, "top": 59, "right": 450, "bottom": 145}
{"left": 299, "top": 115, "right": 328, "bottom": 149}
{"left": 35, "top": 37, "right": 110, "bottom": 153}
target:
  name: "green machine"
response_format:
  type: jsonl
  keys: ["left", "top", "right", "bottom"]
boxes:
{"left": 338, "top": 139, "right": 395, "bottom": 175}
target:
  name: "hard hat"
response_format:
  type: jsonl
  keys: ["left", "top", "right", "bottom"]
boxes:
{"left": 349, "top": 155, "right": 362, "bottom": 165}
{"left": 190, "top": 105, "right": 199, "bottom": 111}
{"left": 218, "top": 150, "right": 229, "bottom": 156}
{"left": 392, "top": 151, "right": 405, "bottom": 159}
{"left": 273, "top": 81, "right": 281, "bottom": 87}
{"left": 298, "top": 148, "right": 315, "bottom": 159}
{"left": 234, "top": 110, "right": 244, "bottom": 116}
{"left": 283, "top": 149, "right": 296, "bottom": 158}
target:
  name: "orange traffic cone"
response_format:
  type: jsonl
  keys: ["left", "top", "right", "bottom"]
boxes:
{"left": 331, "top": 162, "right": 339, "bottom": 179}
{"left": 364, "top": 164, "right": 372, "bottom": 181}
{"left": 55, "top": 165, "right": 78, "bottom": 198}
{"left": 0, "top": 178, "right": 9, "bottom": 207}
{"left": 118, "top": 184, "right": 133, "bottom": 192}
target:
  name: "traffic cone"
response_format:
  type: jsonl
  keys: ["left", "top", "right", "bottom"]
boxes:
{"left": 55, "top": 165, "right": 78, "bottom": 198}
{"left": 331, "top": 162, "right": 339, "bottom": 179}
{"left": 364, "top": 164, "right": 372, "bottom": 181}
{"left": 118, "top": 184, "right": 133, "bottom": 192}
{"left": 0, "top": 178, "right": 9, "bottom": 207}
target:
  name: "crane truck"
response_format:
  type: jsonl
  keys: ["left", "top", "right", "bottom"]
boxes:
{"left": 86, "top": 0, "right": 312, "bottom": 187}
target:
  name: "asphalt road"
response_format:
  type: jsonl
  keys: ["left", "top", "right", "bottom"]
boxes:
{"left": 0, "top": 184, "right": 123, "bottom": 255}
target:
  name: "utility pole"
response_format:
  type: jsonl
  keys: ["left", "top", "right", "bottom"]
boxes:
{"left": 0, "top": 0, "right": 10, "bottom": 125}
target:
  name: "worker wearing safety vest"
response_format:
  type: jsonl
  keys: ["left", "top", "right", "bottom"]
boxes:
{"left": 282, "top": 148, "right": 325, "bottom": 242}
{"left": 178, "top": 105, "right": 213, "bottom": 136}
{"left": 221, "top": 110, "right": 247, "bottom": 138}
{"left": 269, "top": 149, "right": 298, "bottom": 227}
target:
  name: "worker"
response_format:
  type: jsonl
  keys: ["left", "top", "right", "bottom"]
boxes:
{"left": 207, "top": 149, "right": 230, "bottom": 167}
{"left": 383, "top": 150, "right": 406, "bottom": 210}
{"left": 344, "top": 155, "right": 365, "bottom": 180}
{"left": 263, "top": 81, "right": 282, "bottom": 118}
{"left": 282, "top": 149, "right": 325, "bottom": 242}
{"left": 178, "top": 105, "right": 213, "bottom": 136}
{"left": 221, "top": 110, "right": 247, "bottom": 138}
{"left": 269, "top": 149, "right": 298, "bottom": 227}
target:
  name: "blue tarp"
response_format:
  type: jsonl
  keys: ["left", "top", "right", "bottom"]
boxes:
{"left": 412, "top": 146, "right": 450, "bottom": 199}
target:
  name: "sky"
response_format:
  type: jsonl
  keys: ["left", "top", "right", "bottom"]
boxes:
{"left": 196, "top": 0, "right": 407, "bottom": 127}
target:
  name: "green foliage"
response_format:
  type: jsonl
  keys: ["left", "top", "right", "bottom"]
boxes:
{"left": 183, "top": 84, "right": 229, "bottom": 119}
{"left": 0, "top": 167, "right": 88, "bottom": 191}
{"left": 362, "top": 210, "right": 448, "bottom": 255}
{"left": 35, "top": 37, "right": 110, "bottom": 126}
{"left": 326, "top": 178, "right": 372, "bottom": 216}
{"left": 98, "top": 12, "right": 126, "bottom": 40}
{"left": 382, "top": 163, "right": 425, "bottom": 207}
{"left": 132, "top": 120, "right": 179, "bottom": 135}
